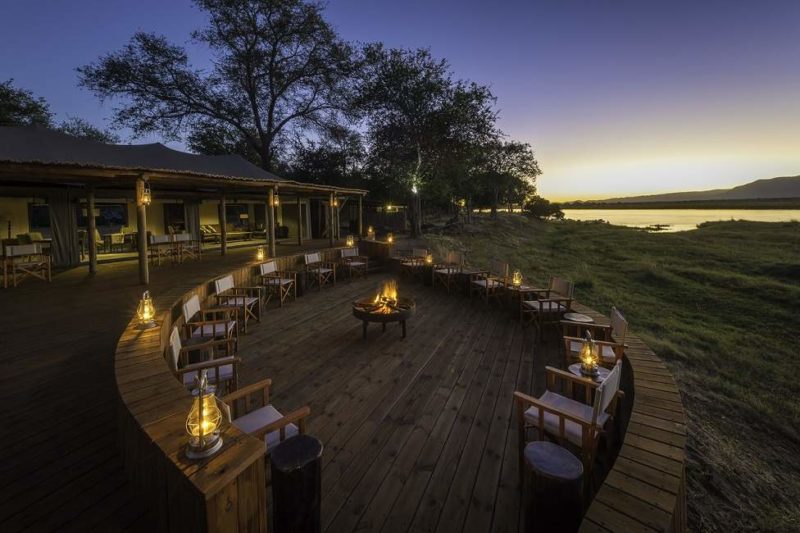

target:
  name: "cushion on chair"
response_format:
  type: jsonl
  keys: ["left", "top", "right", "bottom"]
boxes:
{"left": 347, "top": 261, "right": 366, "bottom": 267}
{"left": 435, "top": 267, "right": 458, "bottom": 275}
{"left": 182, "top": 363, "right": 234, "bottom": 387}
{"left": 523, "top": 390, "right": 609, "bottom": 447}
{"left": 522, "top": 300, "right": 566, "bottom": 312}
{"left": 219, "top": 296, "right": 259, "bottom": 307}
{"left": 310, "top": 267, "right": 333, "bottom": 274}
{"left": 190, "top": 321, "right": 237, "bottom": 338}
{"left": 232, "top": 404, "right": 299, "bottom": 452}
{"left": 471, "top": 279, "right": 503, "bottom": 289}
{"left": 568, "top": 341, "right": 617, "bottom": 363}
{"left": 401, "top": 261, "right": 422, "bottom": 268}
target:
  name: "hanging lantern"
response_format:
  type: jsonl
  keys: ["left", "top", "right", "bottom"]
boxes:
{"left": 140, "top": 182, "right": 152, "bottom": 206}
{"left": 579, "top": 331, "right": 600, "bottom": 377}
{"left": 386, "top": 233, "right": 394, "bottom": 244}
{"left": 256, "top": 246, "right": 265, "bottom": 262}
{"left": 512, "top": 269, "right": 523, "bottom": 287}
{"left": 185, "top": 371, "right": 225, "bottom": 459}
{"left": 273, "top": 194, "right": 280, "bottom": 207}
{"left": 332, "top": 197, "right": 339, "bottom": 208}
{"left": 425, "top": 253, "right": 433, "bottom": 265}
{"left": 137, "top": 290, "right": 156, "bottom": 329}
{"left": 346, "top": 235, "right": 355, "bottom": 247}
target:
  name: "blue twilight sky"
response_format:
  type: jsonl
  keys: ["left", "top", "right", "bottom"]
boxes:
{"left": 1, "top": 0, "right": 799, "bottom": 200}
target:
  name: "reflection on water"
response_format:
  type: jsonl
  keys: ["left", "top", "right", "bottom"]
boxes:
{"left": 562, "top": 209, "right": 800, "bottom": 232}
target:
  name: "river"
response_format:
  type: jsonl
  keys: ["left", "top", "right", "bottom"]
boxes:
{"left": 562, "top": 209, "right": 800, "bottom": 232}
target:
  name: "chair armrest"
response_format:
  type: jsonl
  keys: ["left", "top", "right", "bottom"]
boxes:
{"left": 180, "top": 337, "right": 235, "bottom": 354}
{"left": 513, "top": 391, "right": 590, "bottom": 427}
{"left": 469, "top": 270, "right": 490, "bottom": 280}
{"left": 250, "top": 405, "right": 312, "bottom": 440}
{"left": 201, "top": 307, "right": 237, "bottom": 320}
{"left": 545, "top": 365, "right": 600, "bottom": 389}
{"left": 223, "top": 378, "right": 272, "bottom": 404}
{"left": 178, "top": 356, "right": 240, "bottom": 375}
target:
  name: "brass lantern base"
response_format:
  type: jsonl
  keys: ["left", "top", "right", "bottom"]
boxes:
{"left": 138, "top": 320, "right": 158, "bottom": 330}
{"left": 580, "top": 364, "right": 600, "bottom": 377}
{"left": 186, "top": 435, "right": 223, "bottom": 460}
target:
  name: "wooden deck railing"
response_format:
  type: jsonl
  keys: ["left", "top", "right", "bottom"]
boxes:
{"left": 114, "top": 247, "right": 346, "bottom": 533}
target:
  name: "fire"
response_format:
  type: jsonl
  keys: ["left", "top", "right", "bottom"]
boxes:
{"left": 372, "top": 280, "right": 399, "bottom": 314}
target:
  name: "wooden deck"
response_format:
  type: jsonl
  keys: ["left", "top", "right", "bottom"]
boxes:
{"left": 0, "top": 240, "right": 347, "bottom": 533}
{"left": 238, "top": 276, "right": 550, "bottom": 533}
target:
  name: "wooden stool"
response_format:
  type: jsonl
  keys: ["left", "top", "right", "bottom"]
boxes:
{"left": 271, "top": 434, "right": 323, "bottom": 533}
{"left": 524, "top": 441, "right": 583, "bottom": 533}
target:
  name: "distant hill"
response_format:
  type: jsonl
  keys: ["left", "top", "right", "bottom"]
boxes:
{"left": 597, "top": 175, "right": 800, "bottom": 203}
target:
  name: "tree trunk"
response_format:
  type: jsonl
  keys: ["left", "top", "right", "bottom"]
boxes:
{"left": 491, "top": 186, "right": 498, "bottom": 219}
{"left": 466, "top": 196, "right": 473, "bottom": 224}
{"left": 409, "top": 192, "right": 422, "bottom": 238}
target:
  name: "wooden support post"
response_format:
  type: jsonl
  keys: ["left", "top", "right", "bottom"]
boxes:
{"left": 297, "top": 194, "right": 303, "bottom": 246}
{"left": 328, "top": 193, "right": 335, "bottom": 247}
{"left": 86, "top": 186, "right": 97, "bottom": 275}
{"left": 218, "top": 195, "right": 227, "bottom": 255}
{"left": 335, "top": 195, "right": 340, "bottom": 239}
{"left": 267, "top": 188, "right": 276, "bottom": 257}
{"left": 135, "top": 177, "right": 149, "bottom": 285}
{"left": 264, "top": 203, "right": 270, "bottom": 246}
{"left": 358, "top": 195, "right": 363, "bottom": 237}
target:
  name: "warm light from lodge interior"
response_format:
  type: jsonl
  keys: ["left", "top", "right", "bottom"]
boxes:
{"left": 137, "top": 290, "right": 156, "bottom": 328}
{"left": 512, "top": 269, "right": 523, "bottom": 287}
{"left": 185, "top": 371, "right": 224, "bottom": 459}
{"left": 372, "top": 279, "right": 399, "bottom": 314}
{"left": 425, "top": 253, "right": 433, "bottom": 265}
{"left": 140, "top": 182, "right": 152, "bottom": 206}
{"left": 580, "top": 332, "right": 600, "bottom": 375}
{"left": 386, "top": 233, "right": 394, "bottom": 244}
{"left": 256, "top": 246, "right": 265, "bottom": 261}
{"left": 346, "top": 235, "right": 355, "bottom": 247}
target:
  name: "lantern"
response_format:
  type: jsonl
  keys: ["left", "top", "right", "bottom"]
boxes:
{"left": 512, "top": 269, "right": 523, "bottom": 287}
{"left": 137, "top": 290, "right": 156, "bottom": 329}
{"left": 332, "top": 197, "right": 339, "bottom": 208}
{"left": 185, "top": 371, "right": 225, "bottom": 459}
{"left": 140, "top": 182, "right": 152, "bottom": 206}
{"left": 579, "top": 331, "right": 600, "bottom": 376}
{"left": 256, "top": 246, "right": 265, "bottom": 262}
{"left": 273, "top": 194, "right": 280, "bottom": 207}
{"left": 367, "top": 226, "right": 375, "bottom": 238}
{"left": 346, "top": 235, "right": 355, "bottom": 247}
{"left": 425, "top": 253, "right": 433, "bottom": 265}
{"left": 386, "top": 233, "right": 394, "bottom": 244}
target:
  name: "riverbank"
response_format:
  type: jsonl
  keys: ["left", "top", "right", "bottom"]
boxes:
{"left": 424, "top": 216, "right": 800, "bottom": 532}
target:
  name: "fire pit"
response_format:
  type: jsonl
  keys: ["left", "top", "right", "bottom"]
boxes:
{"left": 352, "top": 280, "right": 416, "bottom": 339}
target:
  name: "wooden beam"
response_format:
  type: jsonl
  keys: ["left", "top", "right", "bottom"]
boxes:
{"left": 358, "top": 195, "right": 363, "bottom": 237}
{"left": 267, "top": 188, "right": 276, "bottom": 257}
{"left": 297, "top": 194, "right": 303, "bottom": 246}
{"left": 86, "top": 186, "right": 97, "bottom": 275}
{"left": 218, "top": 195, "right": 227, "bottom": 255}
{"left": 135, "top": 177, "right": 149, "bottom": 285}
{"left": 328, "top": 193, "right": 335, "bottom": 247}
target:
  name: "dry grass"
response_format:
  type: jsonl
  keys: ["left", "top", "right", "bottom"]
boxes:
{"left": 423, "top": 215, "right": 800, "bottom": 532}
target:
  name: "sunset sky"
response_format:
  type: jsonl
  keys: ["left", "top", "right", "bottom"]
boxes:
{"left": 1, "top": 0, "right": 798, "bottom": 200}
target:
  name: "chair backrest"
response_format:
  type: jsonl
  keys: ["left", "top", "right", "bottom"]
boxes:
{"left": 592, "top": 361, "right": 622, "bottom": 424}
{"left": 341, "top": 247, "right": 358, "bottom": 258}
{"left": 16, "top": 233, "right": 32, "bottom": 245}
{"left": 445, "top": 250, "right": 463, "bottom": 266}
{"left": 27, "top": 232, "right": 44, "bottom": 241}
{"left": 6, "top": 243, "right": 41, "bottom": 257}
{"left": 259, "top": 261, "right": 277, "bottom": 276}
{"left": 490, "top": 259, "right": 509, "bottom": 278}
{"left": 610, "top": 307, "right": 628, "bottom": 343}
{"left": 551, "top": 276, "right": 574, "bottom": 298}
{"left": 305, "top": 252, "right": 321, "bottom": 265}
{"left": 110, "top": 233, "right": 125, "bottom": 244}
{"left": 168, "top": 326, "right": 182, "bottom": 371}
{"left": 174, "top": 233, "right": 191, "bottom": 243}
{"left": 215, "top": 274, "right": 235, "bottom": 294}
{"left": 150, "top": 234, "right": 172, "bottom": 245}
{"left": 412, "top": 248, "right": 428, "bottom": 258}
{"left": 94, "top": 228, "right": 103, "bottom": 244}
{"left": 182, "top": 294, "right": 201, "bottom": 323}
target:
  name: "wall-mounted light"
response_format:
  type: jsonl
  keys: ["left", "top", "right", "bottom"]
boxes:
{"left": 332, "top": 197, "right": 339, "bottom": 208}
{"left": 140, "top": 182, "right": 152, "bottom": 206}
{"left": 273, "top": 194, "right": 280, "bottom": 207}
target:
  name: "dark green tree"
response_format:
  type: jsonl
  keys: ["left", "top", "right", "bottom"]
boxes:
{"left": 0, "top": 79, "right": 53, "bottom": 127}
{"left": 58, "top": 116, "right": 120, "bottom": 144}
{"left": 475, "top": 140, "right": 541, "bottom": 218}
{"left": 79, "top": 0, "right": 359, "bottom": 170}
